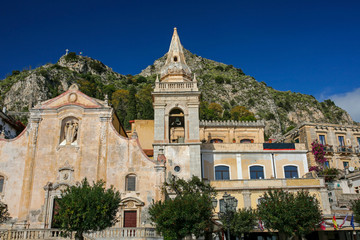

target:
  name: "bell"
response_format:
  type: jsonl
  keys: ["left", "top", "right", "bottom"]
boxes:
{"left": 175, "top": 118, "right": 181, "bottom": 125}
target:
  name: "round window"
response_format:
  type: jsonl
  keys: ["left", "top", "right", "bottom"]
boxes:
{"left": 174, "top": 166, "right": 181, "bottom": 172}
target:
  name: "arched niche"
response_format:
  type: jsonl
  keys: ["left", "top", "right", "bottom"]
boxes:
{"left": 59, "top": 116, "right": 79, "bottom": 145}
{"left": 168, "top": 108, "right": 185, "bottom": 143}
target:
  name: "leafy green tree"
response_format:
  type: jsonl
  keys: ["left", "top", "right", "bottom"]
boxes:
{"left": 111, "top": 89, "right": 129, "bottom": 127}
{"left": 136, "top": 84, "right": 154, "bottom": 120}
{"left": 224, "top": 208, "right": 257, "bottom": 238}
{"left": 257, "top": 189, "right": 322, "bottom": 240}
{"left": 0, "top": 200, "right": 10, "bottom": 223}
{"left": 55, "top": 178, "right": 121, "bottom": 240}
{"left": 124, "top": 86, "right": 137, "bottom": 129}
{"left": 208, "top": 103, "right": 223, "bottom": 120}
{"left": 149, "top": 176, "right": 216, "bottom": 240}
{"left": 223, "top": 110, "right": 231, "bottom": 120}
{"left": 351, "top": 198, "right": 360, "bottom": 223}
{"left": 65, "top": 52, "right": 77, "bottom": 62}
{"left": 230, "top": 106, "right": 256, "bottom": 121}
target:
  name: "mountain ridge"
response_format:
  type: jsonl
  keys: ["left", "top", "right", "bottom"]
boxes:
{"left": 0, "top": 50, "right": 354, "bottom": 138}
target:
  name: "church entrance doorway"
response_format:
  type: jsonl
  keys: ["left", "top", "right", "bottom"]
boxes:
{"left": 123, "top": 210, "right": 137, "bottom": 228}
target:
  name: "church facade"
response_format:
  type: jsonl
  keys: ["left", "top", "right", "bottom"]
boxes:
{"left": 0, "top": 84, "right": 165, "bottom": 229}
{"left": 0, "top": 28, "right": 332, "bottom": 231}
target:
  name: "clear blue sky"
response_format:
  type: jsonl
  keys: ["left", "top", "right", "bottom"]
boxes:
{"left": 1, "top": 0, "right": 359, "bottom": 120}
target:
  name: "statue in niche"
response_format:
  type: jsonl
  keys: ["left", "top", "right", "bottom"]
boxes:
{"left": 64, "top": 121, "right": 78, "bottom": 144}
{"left": 60, "top": 118, "right": 79, "bottom": 145}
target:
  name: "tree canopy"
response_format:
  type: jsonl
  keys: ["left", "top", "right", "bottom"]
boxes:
{"left": 257, "top": 189, "right": 322, "bottom": 239}
{"left": 220, "top": 208, "right": 257, "bottom": 238}
{"left": 149, "top": 176, "right": 216, "bottom": 240}
{"left": 351, "top": 198, "right": 360, "bottom": 223}
{"left": 54, "top": 178, "right": 121, "bottom": 240}
{"left": 230, "top": 106, "right": 256, "bottom": 121}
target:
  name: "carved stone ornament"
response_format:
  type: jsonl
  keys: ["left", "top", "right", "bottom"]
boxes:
{"left": 68, "top": 93, "right": 78, "bottom": 103}
{"left": 69, "top": 83, "right": 79, "bottom": 91}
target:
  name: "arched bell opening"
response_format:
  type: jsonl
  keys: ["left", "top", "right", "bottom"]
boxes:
{"left": 169, "top": 108, "right": 185, "bottom": 143}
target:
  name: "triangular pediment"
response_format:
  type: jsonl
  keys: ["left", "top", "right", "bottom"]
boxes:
{"left": 37, "top": 84, "right": 107, "bottom": 109}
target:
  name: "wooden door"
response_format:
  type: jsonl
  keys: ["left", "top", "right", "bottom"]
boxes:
{"left": 51, "top": 199, "right": 61, "bottom": 228}
{"left": 123, "top": 211, "right": 137, "bottom": 227}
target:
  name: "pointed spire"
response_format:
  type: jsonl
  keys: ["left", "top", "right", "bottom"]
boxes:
{"left": 160, "top": 28, "right": 191, "bottom": 82}
{"left": 193, "top": 73, "right": 197, "bottom": 82}
{"left": 155, "top": 74, "right": 159, "bottom": 82}
{"left": 164, "top": 27, "right": 187, "bottom": 66}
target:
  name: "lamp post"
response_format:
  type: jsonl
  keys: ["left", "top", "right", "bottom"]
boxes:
{"left": 214, "top": 192, "right": 237, "bottom": 240}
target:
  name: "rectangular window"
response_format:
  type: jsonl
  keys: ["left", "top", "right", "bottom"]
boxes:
{"left": 126, "top": 176, "right": 136, "bottom": 191}
{"left": 357, "top": 137, "right": 360, "bottom": 146}
{"left": 250, "top": 166, "right": 264, "bottom": 179}
{"left": 319, "top": 135, "right": 326, "bottom": 145}
{"left": 215, "top": 166, "right": 230, "bottom": 180}
{"left": 284, "top": 166, "right": 299, "bottom": 178}
{"left": 338, "top": 136, "right": 345, "bottom": 146}
{"left": 324, "top": 161, "right": 330, "bottom": 168}
{"left": 343, "top": 161, "right": 349, "bottom": 169}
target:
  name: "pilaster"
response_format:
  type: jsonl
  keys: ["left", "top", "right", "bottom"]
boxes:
{"left": 97, "top": 115, "right": 110, "bottom": 181}
{"left": 19, "top": 116, "right": 41, "bottom": 220}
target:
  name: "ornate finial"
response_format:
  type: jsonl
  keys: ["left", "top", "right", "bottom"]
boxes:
{"left": 155, "top": 75, "right": 159, "bottom": 83}
{"left": 193, "top": 73, "right": 197, "bottom": 82}
{"left": 132, "top": 129, "right": 138, "bottom": 139}
{"left": 69, "top": 83, "right": 79, "bottom": 91}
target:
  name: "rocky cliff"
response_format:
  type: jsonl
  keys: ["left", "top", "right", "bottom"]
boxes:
{"left": 0, "top": 51, "right": 354, "bottom": 138}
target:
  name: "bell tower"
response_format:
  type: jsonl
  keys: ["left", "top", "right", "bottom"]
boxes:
{"left": 152, "top": 28, "right": 201, "bottom": 179}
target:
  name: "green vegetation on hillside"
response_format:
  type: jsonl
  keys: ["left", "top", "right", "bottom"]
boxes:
{"left": 0, "top": 51, "right": 354, "bottom": 136}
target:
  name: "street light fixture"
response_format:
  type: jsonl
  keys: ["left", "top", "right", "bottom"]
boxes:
{"left": 218, "top": 192, "right": 238, "bottom": 240}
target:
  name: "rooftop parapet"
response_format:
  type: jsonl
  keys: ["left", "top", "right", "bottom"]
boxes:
{"left": 200, "top": 120, "right": 265, "bottom": 127}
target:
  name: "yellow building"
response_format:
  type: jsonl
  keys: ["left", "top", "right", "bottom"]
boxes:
{"left": 282, "top": 122, "right": 360, "bottom": 169}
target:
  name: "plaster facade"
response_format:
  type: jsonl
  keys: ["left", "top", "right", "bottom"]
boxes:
{"left": 282, "top": 122, "right": 360, "bottom": 169}
{"left": 0, "top": 84, "right": 165, "bottom": 228}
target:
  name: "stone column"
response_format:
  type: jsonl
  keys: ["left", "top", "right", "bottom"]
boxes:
{"left": 97, "top": 115, "right": 110, "bottom": 181}
{"left": 242, "top": 190, "right": 251, "bottom": 208}
{"left": 19, "top": 116, "right": 41, "bottom": 220}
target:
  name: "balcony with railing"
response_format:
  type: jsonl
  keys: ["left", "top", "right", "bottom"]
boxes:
{"left": 355, "top": 146, "right": 360, "bottom": 155}
{"left": 323, "top": 145, "right": 334, "bottom": 154}
{"left": 154, "top": 81, "right": 198, "bottom": 92}
{"left": 337, "top": 145, "right": 353, "bottom": 154}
